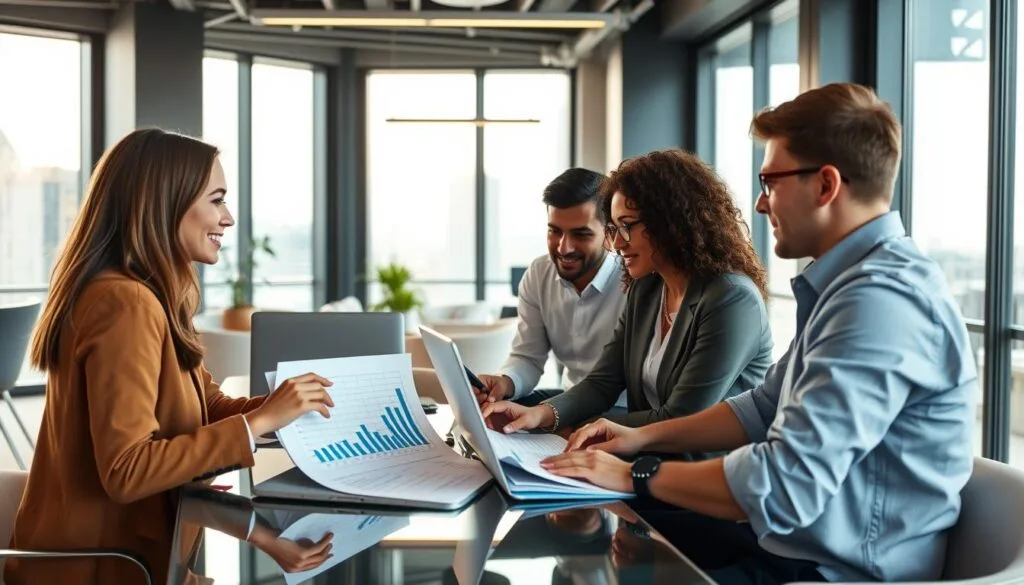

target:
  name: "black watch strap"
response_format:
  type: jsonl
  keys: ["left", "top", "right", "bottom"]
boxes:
{"left": 631, "top": 456, "right": 661, "bottom": 497}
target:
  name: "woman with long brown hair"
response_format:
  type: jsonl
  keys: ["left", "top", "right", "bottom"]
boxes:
{"left": 6, "top": 128, "right": 334, "bottom": 584}
{"left": 483, "top": 149, "right": 773, "bottom": 455}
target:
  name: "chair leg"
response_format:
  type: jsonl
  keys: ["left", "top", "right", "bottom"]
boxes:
{"left": 0, "top": 414, "right": 26, "bottom": 470}
{"left": 2, "top": 391, "right": 35, "bottom": 449}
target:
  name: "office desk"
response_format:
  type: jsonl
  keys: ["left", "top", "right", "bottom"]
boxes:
{"left": 168, "top": 485, "right": 716, "bottom": 585}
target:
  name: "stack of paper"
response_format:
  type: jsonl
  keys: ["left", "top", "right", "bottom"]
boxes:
{"left": 270, "top": 354, "right": 492, "bottom": 509}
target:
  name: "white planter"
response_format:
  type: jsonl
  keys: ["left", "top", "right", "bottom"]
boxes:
{"left": 403, "top": 309, "right": 421, "bottom": 334}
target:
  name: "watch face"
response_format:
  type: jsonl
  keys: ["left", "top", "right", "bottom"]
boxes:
{"left": 632, "top": 456, "right": 660, "bottom": 476}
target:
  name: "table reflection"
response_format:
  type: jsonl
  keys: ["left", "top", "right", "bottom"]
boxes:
{"left": 172, "top": 487, "right": 715, "bottom": 585}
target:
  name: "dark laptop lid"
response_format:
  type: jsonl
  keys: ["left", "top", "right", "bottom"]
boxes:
{"left": 249, "top": 311, "right": 405, "bottom": 397}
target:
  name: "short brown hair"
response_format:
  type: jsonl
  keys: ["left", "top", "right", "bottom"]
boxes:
{"left": 750, "top": 82, "right": 901, "bottom": 202}
{"left": 601, "top": 149, "right": 768, "bottom": 299}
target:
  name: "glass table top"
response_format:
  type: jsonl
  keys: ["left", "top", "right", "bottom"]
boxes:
{"left": 169, "top": 485, "right": 716, "bottom": 585}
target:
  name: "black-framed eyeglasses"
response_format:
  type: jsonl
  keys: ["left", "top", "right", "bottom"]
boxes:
{"left": 758, "top": 167, "right": 850, "bottom": 196}
{"left": 604, "top": 221, "right": 643, "bottom": 244}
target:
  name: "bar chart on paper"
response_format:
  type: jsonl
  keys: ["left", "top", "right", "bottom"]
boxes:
{"left": 310, "top": 387, "right": 429, "bottom": 464}
{"left": 287, "top": 370, "right": 438, "bottom": 469}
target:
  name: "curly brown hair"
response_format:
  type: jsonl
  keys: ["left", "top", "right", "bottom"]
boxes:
{"left": 601, "top": 149, "right": 769, "bottom": 299}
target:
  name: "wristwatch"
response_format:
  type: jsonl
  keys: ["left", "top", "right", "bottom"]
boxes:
{"left": 631, "top": 456, "right": 661, "bottom": 497}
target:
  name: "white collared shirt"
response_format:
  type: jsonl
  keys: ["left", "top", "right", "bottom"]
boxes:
{"left": 500, "top": 252, "right": 627, "bottom": 406}
{"left": 641, "top": 285, "right": 677, "bottom": 408}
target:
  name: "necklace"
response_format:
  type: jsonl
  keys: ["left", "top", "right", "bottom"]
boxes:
{"left": 662, "top": 285, "right": 675, "bottom": 324}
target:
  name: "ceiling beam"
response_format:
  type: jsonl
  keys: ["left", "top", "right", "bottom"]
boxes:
{"left": 227, "top": 0, "right": 248, "bottom": 19}
{"left": 590, "top": 0, "right": 618, "bottom": 11}
{"left": 168, "top": 0, "right": 196, "bottom": 10}
{"left": 518, "top": 0, "right": 536, "bottom": 11}
{"left": 321, "top": 0, "right": 336, "bottom": 8}
{"left": 215, "top": 21, "right": 547, "bottom": 53}
{"left": 536, "top": 0, "right": 576, "bottom": 11}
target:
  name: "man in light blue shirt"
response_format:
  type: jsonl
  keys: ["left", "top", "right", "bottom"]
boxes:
{"left": 476, "top": 168, "right": 627, "bottom": 408}
{"left": 538, "top": 83, "right": 976, "bottom": 582}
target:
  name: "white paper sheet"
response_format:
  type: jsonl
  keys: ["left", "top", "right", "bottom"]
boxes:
{"left": 273, "top": 354, "right": 491, "bottom": 507}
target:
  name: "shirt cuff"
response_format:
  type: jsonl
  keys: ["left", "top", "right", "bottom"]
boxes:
{"left": 500, "top": 368, "right": 526, "bottom": 400}
{"left": 723, "top": 444, "right": 771, "bottom": 538}
{"left": 726, "top": 393, "right": 769, "bottom": 442}
{"left": 242, "top": 416, "right": 256, "bottom": 453}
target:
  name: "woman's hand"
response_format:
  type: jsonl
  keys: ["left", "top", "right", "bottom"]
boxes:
{"left": 250, "top": 526, "right": 334, "bottom": 573}
{"left": 540, "top": 449, "right": 633, "bottom": 493}
{"left": 562, "top": 418, "right": 646, "bottom": 456}
{"left": 244, "top": 373, "right": 334, "bottom": 437}
{"left": 480, "top": 401, "right": 555, "bottom": 433}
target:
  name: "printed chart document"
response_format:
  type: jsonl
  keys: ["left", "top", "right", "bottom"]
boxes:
{"left": 273, "top": 354, "right": 491, "bottom": 508}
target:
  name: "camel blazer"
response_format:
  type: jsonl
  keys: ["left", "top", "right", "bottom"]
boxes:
{"left": 546, "top": 272, "right": 772, "bottom": 438}
{"left": 5, "top": 272, "right": 266, "bottom": 585}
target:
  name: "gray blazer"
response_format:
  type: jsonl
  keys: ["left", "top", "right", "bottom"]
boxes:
{"left": 545, "top": 271, "right": 773, "bottom": 431}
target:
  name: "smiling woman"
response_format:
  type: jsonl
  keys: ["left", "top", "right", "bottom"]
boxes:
{"left": 5, "top": 128, "right": 334, "bottom": 585}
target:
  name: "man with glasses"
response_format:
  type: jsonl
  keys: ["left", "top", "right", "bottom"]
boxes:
{"left": 540, "top": 83, "right": 976, "bottom": 583}
{"left": 473, "top": 167, "right": 628, "bottom": 409}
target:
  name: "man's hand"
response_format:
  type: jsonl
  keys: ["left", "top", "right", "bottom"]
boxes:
{"left": 474, "top": 374, "right": 514, "bottom": 405}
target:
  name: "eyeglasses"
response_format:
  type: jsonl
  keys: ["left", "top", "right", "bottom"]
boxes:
{"left": 758, "top": 167, "right": 850, "bottom": 196}
{"left": 604, "top": 221, "right": 643, "bottom": 244}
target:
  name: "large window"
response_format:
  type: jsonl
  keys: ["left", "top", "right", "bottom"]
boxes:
{"left": 711, "top": 25, "right": 754, "bottom": 228}
{"left": 251, "top": 59, "right": 316, "bottom": 311}
{"left": 366, "top": 71, "right": 478, "bottom": 307}
{"left": 199, "top": 55, "right": 321, "bottom": 313}
{"left": 0, "top": 30, "right": 85, "bottom": 383}
{"left": 366, "top": 69, "right": 572, "bottom": 308}
{"left": 201, "top": 55, "right": 240, "bottom": 310}
{"left": 483, "top": 71, "right": 571, "bottom": 306}
{"left": 699, "top": 0, "right": 800, "bottom": 360}
{"left": 0, "top": 31, "right": 83, "bottom": 305}
{"left": 909, "top": 1, "right": 989, "bottom": 323}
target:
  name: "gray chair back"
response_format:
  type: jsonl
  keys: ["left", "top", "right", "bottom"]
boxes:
{"left": 941, "top": 456, "right": 1024, "bottom": 582}
{"left": 0, "top": 302, "right": 41, "bottom": 392}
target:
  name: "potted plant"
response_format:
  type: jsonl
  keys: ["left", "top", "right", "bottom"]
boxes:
{"left": 221, "top": 235, "right": 275, "bottom": 331}
{"left": 371, "top": 262, "right": 424, "bottom": 334}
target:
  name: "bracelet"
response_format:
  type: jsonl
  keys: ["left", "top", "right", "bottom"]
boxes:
{"left": 541, "top": 402, "right": 560, "bottom": 433}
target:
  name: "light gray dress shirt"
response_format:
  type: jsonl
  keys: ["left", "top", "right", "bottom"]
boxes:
{"left": 500, "top": 252, "right": 627, "bottom": 405}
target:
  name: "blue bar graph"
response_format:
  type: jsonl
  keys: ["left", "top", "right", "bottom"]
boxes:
{"left": 310, "top": 388, "right": 428, "bottom": 464}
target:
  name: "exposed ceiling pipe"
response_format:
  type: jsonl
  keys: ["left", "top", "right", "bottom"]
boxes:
{"left": 227, "top": 0, "right": 248, "bottom": 20}
{"left": 214, "top": 21, "right": 548, "bottom": 54}
{"left": 543, "top": 0, "right": 652, "bottom": 67}
{"left": 321, "top": 0, "right": 336, "bottom": 8}
{"left": 205, "top": 11, "right": 239, "bottom": 27}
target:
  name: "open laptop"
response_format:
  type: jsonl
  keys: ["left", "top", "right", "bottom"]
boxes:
{"left": 249, "top": 311, "right": 429, "bottom": 506}
{"left": 419, "top": 326, "right": 632, "bottom": 501}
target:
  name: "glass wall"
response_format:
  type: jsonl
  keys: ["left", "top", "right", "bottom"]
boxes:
{"left": 200, "top": 55, "right": 322, "bottom": 313}
{"left": 201, "top": 55, "right": 240, "bottom": 310}
{"left": 0, "top": 29, "right": 85, "bottom": 383}
{"left": 365, "top": 69, "right": 572, "bottom": 309}
{"left": 483, "top": 71, "right": 571, "bottom": 307}
{"left": 698, "top": 0, "right": 800, "bottom": 359}
{"left": 251, "top": 60, "right": 316, "bottom": 311}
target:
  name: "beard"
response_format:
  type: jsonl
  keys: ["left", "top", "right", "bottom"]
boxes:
{"left": 551, "top": 248, "right": 605, "bottom": 282}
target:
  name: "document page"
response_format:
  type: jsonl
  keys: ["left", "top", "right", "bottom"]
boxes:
{"left": 486, "top": 429, "right": 633, "bottom": 498}
{"left": 274, "top": 354, "right": 491, "bottom": 507}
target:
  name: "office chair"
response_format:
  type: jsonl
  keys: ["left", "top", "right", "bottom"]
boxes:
{"left": 0, "top": 302, "right": 42, "bottom": 471}
{"left": 0, "top": 469, "right": 153, "bottom": 584}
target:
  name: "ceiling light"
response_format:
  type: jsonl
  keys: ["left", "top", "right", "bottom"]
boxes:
{"left": 251, "top": 10, "right": 610, "bottom": 30}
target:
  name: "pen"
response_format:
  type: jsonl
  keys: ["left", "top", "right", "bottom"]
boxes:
{"left": 464, "top": 366, "right": 485, "bottom": 390}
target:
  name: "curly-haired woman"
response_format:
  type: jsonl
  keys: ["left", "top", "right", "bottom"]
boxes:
{"left": 483, "top": 149, "right": 773, "bottom": 457}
